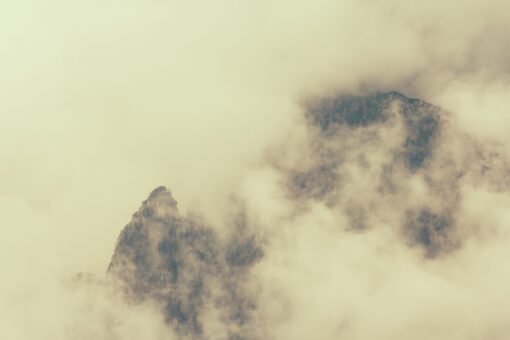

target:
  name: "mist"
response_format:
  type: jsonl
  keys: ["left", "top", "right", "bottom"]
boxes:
{"left": 1, "top": 0, "right": 510, "bottom": 339}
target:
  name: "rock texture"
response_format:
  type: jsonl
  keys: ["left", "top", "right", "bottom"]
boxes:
{"left": 108, "top": 92, "right": 495, "bottom": 338}
{"left": 108, "top": 187, "right": 263, "bottom": 339}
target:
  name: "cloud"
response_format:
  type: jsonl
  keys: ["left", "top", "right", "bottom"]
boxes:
{"left": 1, "top": 0, "right": 510, "bottom": 339}
{"left": 1, "top": 275, "right": 177, "bottom": 340}
{"left": 234, "top": 92, "right": 510, "bottom": 338}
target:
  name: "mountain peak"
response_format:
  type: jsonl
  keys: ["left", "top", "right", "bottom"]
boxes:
{"left": 108, "top": 185, "right": 263, "bottom": 337}
{"left": 147, "top": 185, "right": 170, "bottom": 199}
{"left": 135, "top": 186, "right": 178, "bottom": 220}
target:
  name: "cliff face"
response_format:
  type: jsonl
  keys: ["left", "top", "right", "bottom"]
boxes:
{"left": 306, "top": 91, "right": 442, "bottom": 170}
{"left": 291, "top": 91, "right": 458, "bottom": 257}
{"left": 108, "top": 187, "right": 263, "bottom": 339}
{"left": 108, "top": 92, "right": 475, "bottom": 337}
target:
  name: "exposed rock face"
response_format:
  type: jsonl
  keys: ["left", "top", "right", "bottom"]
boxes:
{"left": 405, "top": 208, "right": 458, "bottom": 258}
{"left": 306, "top": 91, "right": 442, "bottom": 170}
{"left": 108, "top": 91, "right": 499, "bottom": 337}
{"left": 287, "top": 91, "right": 458, "bottom": 256}
{"left": 108, "top": 187, "right": 263, "bottom": 339}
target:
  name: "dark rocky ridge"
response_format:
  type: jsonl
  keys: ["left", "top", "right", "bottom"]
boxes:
{"left": 290, "top": 91, "right": 457, "bottom": 256}
{"left": 306, "top": 91, "right": 442, "bottom": 169}
{"left": 108, "top": 187, "right": 263, "bottom": 339}
{"left": 107, "top": 92, "right": 474, "bottom": 337}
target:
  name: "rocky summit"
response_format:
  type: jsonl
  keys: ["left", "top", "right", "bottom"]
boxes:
{"left": 107, "top": 92, "right": 475, "bottom": 338}
{"left": 108, "top": 186, "right": 264, "bottom": 339}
